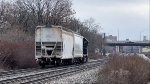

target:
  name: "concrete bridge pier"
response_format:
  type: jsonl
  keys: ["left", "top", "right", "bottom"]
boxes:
{"left": 139, "top": 46, "right": 142, "bottom": 53}
{"left": 116, "top": 46, "right": 120, "bottom": 53}
{"left": 115, "top": 46, "right": 123, "bottom": 53}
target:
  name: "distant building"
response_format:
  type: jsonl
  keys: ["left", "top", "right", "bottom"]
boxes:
{"left": 122, "top": 46, "right": 140, "bottom": 53}
{"left": 106, "top": 35, "right": 117, "bottom": 42}
{"left": 143, "top": 36, "right": 148, "bottom": 42}
{"left": 126, "top": 39, "right": 129, "bottom": 42}
{"left": 105, "top": 35, "right": 117, "bottom": 53}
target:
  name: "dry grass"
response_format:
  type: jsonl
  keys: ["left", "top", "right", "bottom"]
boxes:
{"left": 0, "top": 41, "right": 37, "bottom": 69}
{"left": 145, "top": 52, "right": 150, "bottom": 59}
{"left": 97, "top": 55, "right": 150, "bottom": 84}
{"left": 0, "top": 28, "right": 37, "bottom": 69}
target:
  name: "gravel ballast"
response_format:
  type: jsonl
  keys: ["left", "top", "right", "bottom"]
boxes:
{"left": 47, "top": 68, "right": 99, "bottom": 84}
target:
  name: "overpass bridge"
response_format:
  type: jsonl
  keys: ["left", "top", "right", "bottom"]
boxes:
{"left": 104, "top": 41, "right": 150, "bottom": 54}
{"left": 106, "top": 42, "right": 150, "bottom": 46}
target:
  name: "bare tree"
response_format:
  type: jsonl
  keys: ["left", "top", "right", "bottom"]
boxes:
{"left": 81, "top": 18, "right": 102, "bottom": 58}
{"left": 12, "top": 0, "right": 74, "bottom": 33}
{"left": 64, "top": 17, "right": 103, "bottom": 58}
{"left": 0, "top": 0, "right": 12, "bottom": 34}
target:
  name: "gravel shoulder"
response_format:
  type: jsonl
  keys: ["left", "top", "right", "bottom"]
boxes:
{"left": 47, "top": 67, "right": 100, "bottom": 84}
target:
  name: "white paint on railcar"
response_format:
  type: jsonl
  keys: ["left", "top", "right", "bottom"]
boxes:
{"left": 74, "top": 34, "right": 83, "bottom": 58}
{"left": 35, "top": 27, "right": 62, "bottom": 42}
{"left": 62, "top": 30, "right": 74, "bottom": 59}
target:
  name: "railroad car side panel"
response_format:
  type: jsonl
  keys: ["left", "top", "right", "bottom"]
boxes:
{"left": 62, "top": 30, "right": 74, "bottom": 59}
{"left": 74, "top": 34, "right": 83, "bottom": 58}
{"left": 35, "top": 28, "right": 62, "bottom": 42}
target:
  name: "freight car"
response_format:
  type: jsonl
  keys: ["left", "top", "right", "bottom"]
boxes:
{"left": 35, "top": 25, "right": 88, "bottom": 67}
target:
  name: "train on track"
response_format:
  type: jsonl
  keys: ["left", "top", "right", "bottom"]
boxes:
{"left": 35, "top": 25, "right": 88, "bottom": 68}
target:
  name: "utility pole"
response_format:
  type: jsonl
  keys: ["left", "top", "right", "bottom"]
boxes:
{"left": 102, "top": 33, "right": 106, "bottom": 56}
{"left": 140, "top": 32, "right": 142, "bottom": 41}
{"left": 117, "top": 29, "right": 120, "bottom": 53}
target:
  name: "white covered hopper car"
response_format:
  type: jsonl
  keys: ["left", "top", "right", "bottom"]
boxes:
{"left": 35, "top": 26, "right": 88, "bottom": 67}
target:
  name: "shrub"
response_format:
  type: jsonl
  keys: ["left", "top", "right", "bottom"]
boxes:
{"left": 97, "top": 55, "right": 150, "bottom": 84}
{"left": 0, "top": 40, "right": 37, "bottom": 69}
{"left": 0, "top": 28, "right": 37, "bottom": 69}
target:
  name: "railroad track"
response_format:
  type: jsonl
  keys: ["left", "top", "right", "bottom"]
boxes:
{"left": 0, "top": 59, "right": 105, "bottom": 84}
{"left": 0, "top": 65, "right": 73, "bottom": 80}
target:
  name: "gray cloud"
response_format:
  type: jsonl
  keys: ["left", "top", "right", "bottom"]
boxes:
{"left": 72, "top": 0, "right": 149, "bottom": 40}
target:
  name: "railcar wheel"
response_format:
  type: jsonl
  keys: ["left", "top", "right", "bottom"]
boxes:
{"left": 81, "top": 57, "right": 85, "bottom": 63}
{"left": 71, "top": 59, "right": 74, "bottom": 65}
{"left": 39, "top": 61, "right": 45, "bottom": 68}
{"left": 68, "top": 59, "right": 74, "bottom": 65}
{"left": 41, "top": 64, "right": 45, "bottom": 68}
{"left": 56, "top": 59, "right": 62, "bottom": 66}
{"left": 85, "top": 56, "right": 88, "bottom": 63}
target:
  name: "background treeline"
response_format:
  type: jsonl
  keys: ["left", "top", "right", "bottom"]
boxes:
{"left": 0, "top": 0, "right": 103, "bottom": 69}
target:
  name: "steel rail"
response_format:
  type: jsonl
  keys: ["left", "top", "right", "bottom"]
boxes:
{"left": 0, "top": 59, "right": 105, "bottom": 84}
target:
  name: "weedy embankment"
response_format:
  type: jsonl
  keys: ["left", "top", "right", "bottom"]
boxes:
{"left": 97, "top": 55, "right": 150, "bottom": 84}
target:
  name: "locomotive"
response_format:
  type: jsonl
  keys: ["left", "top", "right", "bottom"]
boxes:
{"left": 35, "top": 25, "right": 88, "bottom": 67}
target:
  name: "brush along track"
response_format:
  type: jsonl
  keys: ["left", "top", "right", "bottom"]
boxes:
{"left": 0, "top": 59, "right": 105, "bottom": 84}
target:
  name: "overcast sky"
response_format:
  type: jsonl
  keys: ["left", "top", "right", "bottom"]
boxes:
{"left": 72, "top": 0, "right": 149, "bottom": 41}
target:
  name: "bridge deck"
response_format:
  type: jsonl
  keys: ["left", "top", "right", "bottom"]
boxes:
{"left": 106, "top": 42, "right": 150, "bottom": 46}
